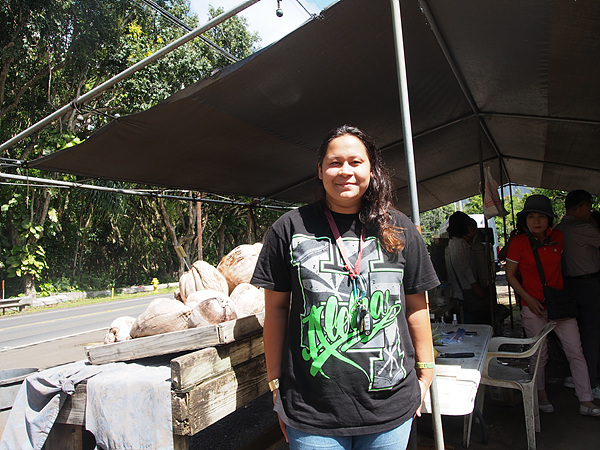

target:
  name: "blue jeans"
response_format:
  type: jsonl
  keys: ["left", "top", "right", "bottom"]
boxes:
{"left": 286, "top": 418, "right": 413, "bottom": 450}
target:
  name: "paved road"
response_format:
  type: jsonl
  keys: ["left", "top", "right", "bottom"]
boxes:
{"left": 0, "top": 292, "right": 170, "bottom": 351}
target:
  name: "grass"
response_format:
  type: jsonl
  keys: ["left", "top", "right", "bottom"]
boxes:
{"left": 1, "top": 286, "right": 178, "bottom": 317}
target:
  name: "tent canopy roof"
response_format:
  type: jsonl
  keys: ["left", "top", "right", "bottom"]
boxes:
{"left": 29, "top": 0, "right": 600, "bottom": 212}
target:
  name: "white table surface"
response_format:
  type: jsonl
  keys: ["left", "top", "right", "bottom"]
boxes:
{"left": 421, "top": 324, "right": 493, "bottom": 416}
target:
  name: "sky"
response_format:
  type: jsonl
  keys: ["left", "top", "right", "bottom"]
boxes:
{"left": 188, "top": 0, "right": 334, "bottom": 48}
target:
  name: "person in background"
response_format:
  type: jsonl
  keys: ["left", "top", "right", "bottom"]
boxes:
{"left": 251, "top": 124, "right": 440, "bottom": 450}
{"left": 445, "top": 212, "right": 489, "bottom": 323}
{"left": 555, "top": 190, "right": 600, "bottom": 399}
{"left": 505, "top": 194, "right": 600, "bottom": 416}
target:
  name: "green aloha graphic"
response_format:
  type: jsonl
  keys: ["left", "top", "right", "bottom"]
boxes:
{"left": 301, "top": 288, "right": 403, "bottom": 379}
{"left": 291, "top": 233, "right": 406, "bottom": 388}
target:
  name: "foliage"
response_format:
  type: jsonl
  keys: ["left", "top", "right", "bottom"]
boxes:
{"left": 419, "top": 203, "right": 455, "bottom": 246}
{"left": 0, "top": 0, "right": 265, "bottom": 297}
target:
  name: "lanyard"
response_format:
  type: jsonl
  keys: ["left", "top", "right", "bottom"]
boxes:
{"left": 324, "top": 207, "right": 371, "bottom": 335}
{"left": 324, "top": 207, "right": 365, "bottom": 280}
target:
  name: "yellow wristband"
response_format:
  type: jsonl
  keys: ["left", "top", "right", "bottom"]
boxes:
{"left": 415, "top": 362, "right": 434, "bottom": 369}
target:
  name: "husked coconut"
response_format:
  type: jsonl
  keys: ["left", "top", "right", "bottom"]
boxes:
{"left": 173, "top": 288, "right": 183, "bottom": 302}
{"left": 186, "top": 289, "right": 230, "bottom": 309}
{"left": 179, "top": 260, "right": 229, "bottom": 302}
{"left": 217, "top": 243, "right": 263, "bottom": 293}
{"left": 192, "top": 260, "right": 229, "bottom": 294}
{"left": 130, "top": 297, "right": 192, "bottom": 338}
{"left": 103, "top": 316, "right": 136, "bottom": 344}
{"left": 178, "top": 269, "right": 197, "bottom": 303}
{"left": 230, "top": 283, "right": 265, "bottom": 318}
{"left": 188, "top": 296, "right": 237, "bottom": 327}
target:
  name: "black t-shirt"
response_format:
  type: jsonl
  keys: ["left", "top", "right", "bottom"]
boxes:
{"left": 251, "top": 202, "right": 439, "bottom": 436}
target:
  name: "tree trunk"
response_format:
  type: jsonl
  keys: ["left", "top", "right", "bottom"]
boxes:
{"left": 23, "top": 274, "right": 36, "bottom": 298}
{"left": 218, "top": 222, "right": 226, "bottom": 261}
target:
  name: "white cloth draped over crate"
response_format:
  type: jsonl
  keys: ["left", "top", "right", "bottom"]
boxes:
{"left": 0, "top": 360, "right": 172, "bottom": 450}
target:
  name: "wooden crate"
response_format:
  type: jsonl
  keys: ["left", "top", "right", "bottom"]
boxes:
{"left": 171, "top": 332, "right": 269, "bottom": 436}
{"left": 85, "top": 313, "right": 264, "bottom": 364}
{"left": 48, "top": 314, "right": 268, "bottom": 449}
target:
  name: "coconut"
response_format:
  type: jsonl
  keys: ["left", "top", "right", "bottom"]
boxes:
{"left": 188, "top": 296, "right": 237, "bottom": 328}
{"left": 230, "top": 283, "right": 265, "bottom": 318}
{"left": 130, "top": 297, "right": 192, "bottom": 338}
{"left": 186, "top": 289, "right": 230, "bottom": 309}
{"left": 178, "top": 260, "right": 229, "bottom": 301}
{"left": 217, "top": 243, "right": 263, "bottom": 293}
{"left": 103, "top": 316, "right": 136, "bottom": 344}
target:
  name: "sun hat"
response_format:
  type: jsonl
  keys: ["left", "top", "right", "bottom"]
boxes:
{"left": 517, "top": 194, "right": 555, "bottom": 218}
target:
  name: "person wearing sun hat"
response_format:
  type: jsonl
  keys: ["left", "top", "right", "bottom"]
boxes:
{"left": 505, "top": 194, "right": 600, "bottom": 416}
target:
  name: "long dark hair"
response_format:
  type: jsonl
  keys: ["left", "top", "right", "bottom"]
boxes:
{"left": 315, "top": 124, "right": 403, "bottom": 253}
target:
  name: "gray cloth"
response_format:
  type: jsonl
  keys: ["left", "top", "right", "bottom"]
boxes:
{"left": 0, "top": 360, "right": 102, "bottom": 450}
{"left": 0, "top": 360, "right": 173, "bottom": 450}
{"left": 85, "top": 362, "right": 172, "bottom": 450}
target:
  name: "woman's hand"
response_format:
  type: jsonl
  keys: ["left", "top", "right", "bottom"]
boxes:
{"left": 415, "top": 374, "right": 432, "bottom": 417}
{"left": 272, "top": 390, "right": 289, "bottom": 442}
{"left": 524, "top": 294, "right": 545, "bottom": 317}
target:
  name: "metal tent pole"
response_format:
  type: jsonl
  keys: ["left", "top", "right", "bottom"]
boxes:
{"left": 389, "top": 2, "right": 443, "bottom": 450}
{"left": 0, "top": 0, "right": 262, "bottom": 153}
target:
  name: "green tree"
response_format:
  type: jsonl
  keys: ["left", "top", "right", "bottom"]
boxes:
{"left": 1, "top": 0, "right": 262, "bottom": 295}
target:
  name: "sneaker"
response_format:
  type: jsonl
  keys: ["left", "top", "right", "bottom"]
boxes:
{"left": 539, "top": 400, "right": 554, "bottom": 413}
{"left": 592, "top": 386, "right": 600, "bottom": 400}
{"left": 580, "top": 404, "right": 600, "bottom": 416}
{"left": 564, "top": 376, "right": 575, "bottom": 388}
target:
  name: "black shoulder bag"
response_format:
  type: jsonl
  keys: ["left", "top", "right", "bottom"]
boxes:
{"left": 528, "top": 236, "right": 577, "bottom": 320}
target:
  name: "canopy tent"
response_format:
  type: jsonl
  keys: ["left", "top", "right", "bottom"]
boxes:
{"left": 27, "top": 0, "right": 600, "bottom": 213}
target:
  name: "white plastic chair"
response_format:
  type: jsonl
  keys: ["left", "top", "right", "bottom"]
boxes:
{"left": 479, "top": 321, "right": 556, "bottom": 450}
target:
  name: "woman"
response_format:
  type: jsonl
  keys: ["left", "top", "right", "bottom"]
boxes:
{"left": 505, "top": 195, "right": 600, "bottom": 416}
{"left": 445, "top": 211, "right": 488, "bottom": 323}
{"left": 251, "top": 125, "right": 440, "bottom": 449}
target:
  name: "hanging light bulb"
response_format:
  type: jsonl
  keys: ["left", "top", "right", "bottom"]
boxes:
{"left": 276, "top": 0, "right": 283, "bottom": 17}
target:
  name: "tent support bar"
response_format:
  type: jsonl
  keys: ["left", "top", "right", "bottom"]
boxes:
{"left": 395, "top": 156, "right": 499, "bottom": 194}
{"left": 390, "top": 2, "right": 443, "bottom": 450}
{"left": 484, "top": 112, "right": 600, "bottom": 126}
{"left": 504, "top": 155, "right": 600, "bottom": 174}
{"left": 0, "top": 0, "right": 261, "bottom": 153}
{"left": 0, "top": 172, "right": 293, "bottom": 210}
{"left": 390, "top": 0, "right": 420, "bottom": 223}
{"left": 418, "top": 0, "right": 509, "bottom": 182}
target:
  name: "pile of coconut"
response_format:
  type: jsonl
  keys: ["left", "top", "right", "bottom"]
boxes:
{"left": 103, "top": 243, "right": 264, "bottom": 344}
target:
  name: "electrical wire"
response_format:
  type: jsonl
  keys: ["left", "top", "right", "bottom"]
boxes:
{"left": 0, "top": 172, "right": 296, "bottom": 210}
